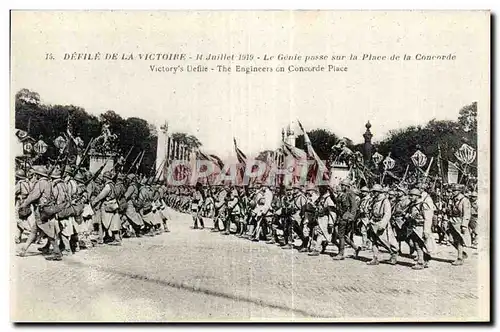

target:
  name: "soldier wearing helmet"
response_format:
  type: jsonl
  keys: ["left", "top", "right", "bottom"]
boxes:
{"left": 356, "top": 186, "right": 372, "bottom": 250}
{"left": 366, "top": 184, "right": 399, "bottom": 266}
{"left": 331, "top": 179, "right": 361, "bottom": 260}
{"left": 447, "top": 184, "right": 472, "bottom": 265}
{"left": 405, "top": 188, "right": 434, "bottom": 270}
{"left": 468, "top": 191, "right": 478, "bottom": 248}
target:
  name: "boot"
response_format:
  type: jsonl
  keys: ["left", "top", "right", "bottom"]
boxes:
{"left": 451, "top": 258, "right": 464, "bottom": 266}
{"left": 412, "top": 263, "right": 424, "bottom": 270}
{"left": 308, "top": 250, "right": 320, "bottom": 256}
{"left": 332, "top": 253, "right": 345, "bottom": 260}
{"left": 389, "top": 254, "right": 398, "bottom": 265}
{"left": 281, "top": 243, "right": 294, "bottom": 250}
{"left": 367, "top": 258, "right": 379, "bottom": 265}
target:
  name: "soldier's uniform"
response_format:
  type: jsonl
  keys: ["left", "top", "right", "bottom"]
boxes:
{"left": 469, "top": 192, "right": 478, "bottom": 248}
{"left": 52, "top": 170, "right": 75, "bottom": 255}
{"left": 356, "top": 187, "right": 372, "bottom": 250}
{"left": 224, "top": 188, "right": 241, "bottom": 235}
{"left": 73, "top": 173, "right": 92, "bottom": 249}
{"left": 406, "top": 188, "right": 434, "bottom": 270}
{"left": 447, "top": 185, "right": 471, "bottom": 265}
{"left": 332, "top": 180, "right": 360, "bottom": 260}
{"left": 19, "top": 166, "right": 62, "bottom": 260}
{"left": 309, "top": 187, "right": 336, "bottom": 256}
{"left": 137, "top": 177, "right": 156, "bottom": 236}
{"left": 15, "top": 170, "right": 32, "bottom": 244}
{"left": 367, "top": 184, "right": 398, "bottom": 265}
{"left": 92, "top": 171, "right": 121, "bottom": 245}
{"left": 251, "top": 186, "right": 273, "bottom": 242}
{"left": 192, "top": 187, "right": 205, "bottom": 229}
{"left": 391, "top": 188, "right": 411, "bottom": 253}
{"left": 284, "top": 187, "right": 308, "bottom": 250}
{"left": 123, "top": 174, "right": 144, "bottom": 237}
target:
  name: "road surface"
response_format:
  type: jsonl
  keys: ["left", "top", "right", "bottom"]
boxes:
{"left": 11, "top": 209, "right": 487, "bottom": 322}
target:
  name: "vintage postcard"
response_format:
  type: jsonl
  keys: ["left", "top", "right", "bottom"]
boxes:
{"left": 10, "top": 10, "right": 490, "bottom": 322}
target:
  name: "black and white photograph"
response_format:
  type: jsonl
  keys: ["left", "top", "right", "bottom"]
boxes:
{"left": 10, "top": 10, "right": 490, "bottom": 322}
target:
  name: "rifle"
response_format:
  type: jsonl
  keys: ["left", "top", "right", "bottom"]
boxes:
{"left": 111, "top": 146, "right": 135, "bottom": 180}
{"left": 126, "top": 151, "right": 143, "bottom": 174}
{"left": 85, "top": 154, "right": 113, "bottom": 186}
{"left": 134, "top": 151, "right": 145, "bottom": 175}
{"left": 399, "top": 165, "right": 410, "bottom": 185}
{"left": 73, "top": 138, "right": 95, "bottom": 175}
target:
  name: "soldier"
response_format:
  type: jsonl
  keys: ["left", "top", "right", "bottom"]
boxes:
{"left": 88, "top": 172, "right": 104, "bottom": 245}
{"left": 192, "top": 183, "right": 205, "bottom": 229}
{"left": 136, "top": 176, "right": 156, "bottom": 237}
{"left": 283, "top": 186, "right": 308, "bottom": 250}
{"left": 251, "top": 184, "right": 273, "bottom": 242}
{"left": 447, "top": 184, "right": 471, "bottom": 266}
{"left": 51, "top": 169, "right": 75, "bottom": 255}
{"left": 18, "top": 166, "right": 63, "bottom": 260}
{"left": 300, "top": 185, "right": 319, "bottom": 252}
{"left": 366, "top": 184, "right": 398, "bottom": 265}
{"left": 332, "top": 180, "right": 361, "bottom": 260}
{"left": 406, "top": 188, "right": 434, "bottom": 270}
{"left": 202, "top": 187, "right": 215, "bottom": 232}
{"left": 73, "top": 172, "right": 93, "bottom": 249}
{"left": 308, "top": 185, "right": 336, "bottom": 257}
{"left": 157, "top": 181, "right": 171, "bottom": 232}
{"left": 114, "top": 173, "right": 130, "bottom": 237}
{"left": 391, "top": 186, "right": 412, "bottom": 255}
{"left": 212, "top": 186, "right": 227, "bottom": 232}
{"left": 224, "top": 187, "right": 241, "bottom": 235}
{"left": 268, "top": 185, "right": 286, "bottom": 245}
{"left": 469, "top": 191, "right": 478, "bottom": 248}
{"left": 122, "top": 174, "right": 145, "bottom": 237}
{"left": 15, "top": 169, "right": 32, "bottom": 244}
{"left": 91, "top": 171, "right": 121, "bottom": 245}
{"left": 356, "top": 186, "right": 372, "bottom": 250}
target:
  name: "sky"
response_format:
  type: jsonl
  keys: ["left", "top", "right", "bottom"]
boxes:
{"left": 11, "top": 11, "right": 489, "bottom": 159}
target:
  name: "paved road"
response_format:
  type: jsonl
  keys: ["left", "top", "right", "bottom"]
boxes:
{"left": 11, "top": 209, "right": 487, "bottom": 322}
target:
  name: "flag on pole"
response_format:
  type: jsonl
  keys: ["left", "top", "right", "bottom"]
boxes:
{"left": 297, "top": 120, "right": 330, "bottom": 184}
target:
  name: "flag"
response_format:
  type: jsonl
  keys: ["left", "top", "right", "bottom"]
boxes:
{"left": 447, "top": 161, "right": 460, "bottom": 184}
{"left": 233, "top": 138, "right": 247, "bottom": 185}
{"left": 297, "top": 120, "right": 330, "bottom": 183}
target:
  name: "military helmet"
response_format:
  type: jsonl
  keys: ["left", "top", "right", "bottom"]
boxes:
{"left": 360, "top": 186, "right": 370, "bottom": 193}
{"left": 470, "top": 191, "right": 478, "bottom": 198}
{"left": 102, "top": 171, "right": 113, "bottom": 180}
{"left": 371, "top": 184, "right": 384, "bottom": 193}
{"left": 50, "top": 169, "right": 62, "bottom": 179}
{"left": 74, "top": 173, "right": 86, "bottom": 183}
{"left": 15, "top": 169, "right": 26, "bottom": 179}
{"left": 340, "top": 179, "right": 351, "bottom": 187}
{"left": 31, "top": 165, "right": 49, "bottom": 177}
{"left": 409, "top": 188, "right": 421, "bottom": 197}
{"left": 117, "top": 173, "right": 125, "bottom": 181}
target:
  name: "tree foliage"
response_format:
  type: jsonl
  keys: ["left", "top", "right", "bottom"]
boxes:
{"left": 14, "top": 89, "right": 160, "bottom": 175}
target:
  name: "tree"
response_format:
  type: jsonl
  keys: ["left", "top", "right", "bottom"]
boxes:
{"left": 171, "top": 132, "right": 202, "bottom": 150}
{"left": 15, "top": 88, "right": 40, "bottom": 107}
{"left": 458, "top": 101, "right": 478, "bottom": 148}
{"left": 296, "top": 128, "right": 339, "bottom": 161}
